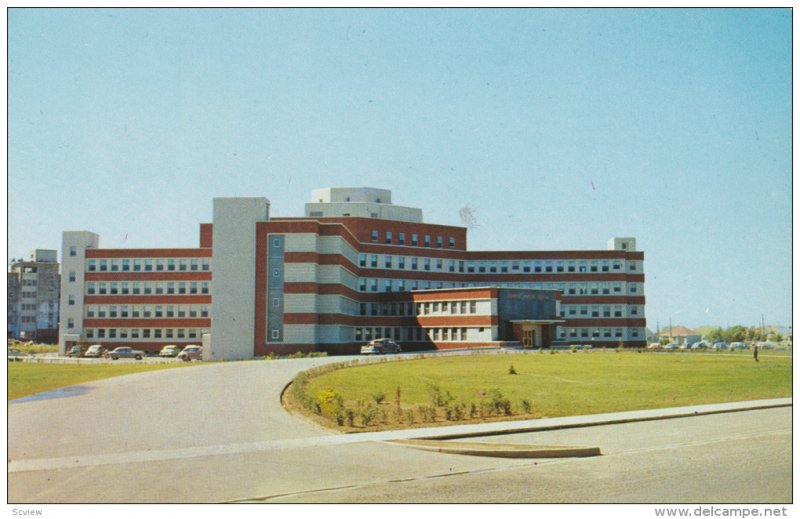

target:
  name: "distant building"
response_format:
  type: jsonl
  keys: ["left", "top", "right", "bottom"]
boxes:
{"left": 59, "top": 187, "right": 646, "bottom": 359}
{"left": 658, "top": 326, "right": 700, "bottom": 346}
{"left": 7, "top": 250, "right": 60, "bottom": 342}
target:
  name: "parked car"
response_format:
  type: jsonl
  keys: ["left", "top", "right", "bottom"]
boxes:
{"left": 712, "top": 342, "right": 728, "bottom": 350}
{"left": 159, "top": 345, "right": 182, "bottom": 357}
{"left": 663, "top": 342, "right": 679, "bottom": 350}
{"left": 108, "top": 347, "right": 145, "bottom": 360}
{"left": 66, "top": 345, "right": 87, "bottom": 357}
{"left": 360, "top": 338, "right": 402, "bottom": 355}
{"left": 177, "top": 345, "right": 203, "bottom": 362}
{"left": 690, "top": 341, "right": 710, "bottom": 350}
{"left": 83, "top": 345, "right": 107, "bottom": 358}
{"left": 8, "top": 348, "right": 25, "bottom": 362}
{"left": 730, "top": 342, "right": 747, "bottom": 350}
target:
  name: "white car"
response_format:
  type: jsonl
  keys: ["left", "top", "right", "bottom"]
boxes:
{"left": 730, "top": 342, "right": 747, "bottom": 350}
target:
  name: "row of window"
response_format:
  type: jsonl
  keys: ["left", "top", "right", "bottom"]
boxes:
{"left": 20, "top": 291, "right": 38, "bottom": 299}
{"left": 85, "top": 304, "right": 210, "bottom": 319}
{"left": 355, "top": 326, "right": 475, "bottom": 342}
{"left": 560, "top": 304, "right": 641, "bottom": 318}
{"left": 84, "top": 281, "right": 210, "bottom": 296}
{"left": 370, "top": 230, "right": 457, "bottom": 249}
{"left": 83, "top": 328, "right": 204, "bottom": 339}
{"left": 558, "top": 327, "right": 641, "bottom": 339}
{"left": 358, "top": 300, "right": 480, "bottom": 317}
{"left": 357, "top": 254, "right": 638, "bottom": 274}
{"left": 86, "top": 257, "right": 210, "bottom": 272}
{"left": 356, "top": 278, "right": 641, "bottom": 295}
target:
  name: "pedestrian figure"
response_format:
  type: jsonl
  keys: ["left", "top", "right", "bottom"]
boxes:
{"left": 753, "top": 344, "right": 759, "bottom": 362}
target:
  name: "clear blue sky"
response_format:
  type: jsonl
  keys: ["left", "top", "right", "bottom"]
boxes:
{"left": 8, "top": 8, "right": 792, "bottom": 330}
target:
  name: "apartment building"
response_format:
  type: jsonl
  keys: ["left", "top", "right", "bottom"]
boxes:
{"left": 7, "top": 250, "right": 60, "bottom": 342}
{"left": 59, "top": 187, "right": 645, "bottom": 359}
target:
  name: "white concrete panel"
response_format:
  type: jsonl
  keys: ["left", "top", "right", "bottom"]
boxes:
{"left": 210, "top": 197, "right": 269, "bottom": 361}
{"left": 283, "top": 294, "right": 319, "bottom": 313}
{"left": 283, "top": 324, "right": 317, "bottom": 344}
{"left": 284, "top": 263, "right": 318, "bottom": 283}
{"left": 59, "top": 231, "right": 100, "bottom": 354}
{"left": 284, "top": 233, "right": 319, "bottom": 253}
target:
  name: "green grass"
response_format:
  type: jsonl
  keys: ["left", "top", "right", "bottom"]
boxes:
{"left": 7, "top": 362, "right": 192, "bottom": 400}
{"left": 302, "top": 351, "right": 791, "bottom": 424}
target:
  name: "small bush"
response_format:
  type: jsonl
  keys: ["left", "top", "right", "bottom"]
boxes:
{"left": 404, "top": 409, "right": 415, "bottom": 425}
{"left": 346, "top": 410, "right": 355, "bottom": 427}
{"left": 372, "top": 391, "right": 386, "bottom": 405}
{"left": 470, "top": 402, "right": 478, "bottom": 418}
{"left": 570, "top": 345, "right": 577, "bottom": 353}
{"left": 508, "top": 363, "right": 517, "bottom": 375}
{"left": 550, "top": 348, "right": 557, "bottom": 354}
{"left": 521, "top": 399, "right": 533, "bottom": 413}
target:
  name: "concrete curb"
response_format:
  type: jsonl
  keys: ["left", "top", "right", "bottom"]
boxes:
{"left": 401, "top": 398, "right": 792, "bottom": 441}
{"left": 390, "top": 439, "right": 601, "bottom": 458}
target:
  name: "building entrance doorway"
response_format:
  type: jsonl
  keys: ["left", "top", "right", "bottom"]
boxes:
{"left": 522, "top": 329, "right": 537, "bottom": 348}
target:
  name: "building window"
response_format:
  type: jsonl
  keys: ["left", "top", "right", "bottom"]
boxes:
{"left": 359, "top": 279, "right": 367, "bottom": 292}
{"left": 385, "top": 231, "right": 392, "bottom": 244}
{"left": 202, "top": 282, "right": 210, "bottom": 294}
{"left": 69, "top": 246, "right": 77, "bottom": 257}
{"left": 385, "top": 256, "right": 392, "bottom": 268}
{"left": 424, "top": 235, "right": 431, "bottom": 247}
{"left": 68, "top": 295, "right": 75, "bottom": 306}
{"left": 156, "top": 259, "right": 165, "bottom": 271}
{"left": 191, "top": 258, "right": 199, "bottom": 271}
{"left": 179, "top": 259, "right": 187, "bottom": 271}
{"left": 370, "top": 255, "right": 378, "bottom": 268}
{"left": 68, "top": 271, "right": 76, "bottom": 282}
{"left": 145, "top": 259, "right": 153, "bottom": 271}
{"left": 411, "top": 258, "right": 418, "bottom": 270}
{"left": 398, "top": 257, "right": 405, "bottom": 269}
{"left": 411, "top": 234, "right": 418, "bottom": 246}
{"left": 87, "top": 260, "right": 96, "bottom": 272}
{"left": 370, "top": 279, "right": 378, "bottom": 292}
{"left": 424, "top": 258, "right": 431, "bottom": 271}
{"left": 399, "top": 233, "right": 405, "bottom": 245}
{"left": 202, "top": 259, "right": 210, "bottom": 271}
{"left": 168, "top": 259, "right": 176, "bottom": 271}
{"left": 67, "top": 318, "right": 74, "bottom": 329}
{"left": 359, "top": 254, "right": 366, "bottom": 267}
{"left": 371, "top": 230, "right": 378, "bottom": 243}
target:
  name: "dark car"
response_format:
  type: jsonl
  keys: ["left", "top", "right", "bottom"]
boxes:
{"left": 108, "top": 346, "right": 145, "bottom": 360}
{"left": 66, "top": 345, "right": 86, "bottom": 358}
{"left": 360, "top": 338, "right": 402, "bottom": 355}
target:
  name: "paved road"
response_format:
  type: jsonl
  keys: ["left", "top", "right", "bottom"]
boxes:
{"left": 8, "top": 355, "right": 792, "bottom": 503}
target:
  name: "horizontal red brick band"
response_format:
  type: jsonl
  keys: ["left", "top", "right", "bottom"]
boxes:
{"left": 84, "top": 318, "right": 211, "bottom": 327}
{"left": 86, "top": 249, "right": 212, "bottom": 258}
{"left": 283, "top": 252, "right": 645, "bottom": 283}
{"left": 84, "top": 295, "right": 212, "bottom": 304}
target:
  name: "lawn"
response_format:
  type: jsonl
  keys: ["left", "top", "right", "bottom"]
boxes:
{"left": 293, "top": 351, "right": 791, "bottom": 431}
{"left": 7, "top": 362, "right": 192, "bottom": 400}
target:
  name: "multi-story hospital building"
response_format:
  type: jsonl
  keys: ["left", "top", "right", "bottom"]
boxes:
{"left": 59, "top": 187, "right": 645, "bottom": 360}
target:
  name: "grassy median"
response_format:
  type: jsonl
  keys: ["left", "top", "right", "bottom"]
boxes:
{"left": 288, "top": 351, "right": 792, "bottom": 432}
{"left": 7, "top": 362, "right": 192, "bottom": 401}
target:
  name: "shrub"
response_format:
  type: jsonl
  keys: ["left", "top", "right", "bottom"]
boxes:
{"left": 346, "top": 410, "right": 355, "bottom": 427}
{"left": 417, "top": 405, "right": 437, "bottom": 423}
{"left": 470, "top": 402, "right": 478, "bottom": 418}
{"left": 427, "top": 384, "right": 454, "bottom": 407}
{"left": 372, "top": 391, "right": 386, "bottom": 405}
{"left": 521, "top": 399, "right": 533, "bottom": 413}
{"left": 452, "top": 403, "right": 466, "bottom": 421}
{"left": 508, "top": 363, "right": 517, "bottom": 375}
{"left": 549, "top": 348, "right": 557, "bottom": 354}
{"left": 317, "top": 389, "right": 344, "bottom": 418}
{"left": 488, "top": 388, "right": 512, "bottom": 415}
{"left": 570, "top": 345, "right": 577, "bottom": 353}
{"left": 404, "top": 409, "right": 415, "bottom": 425}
